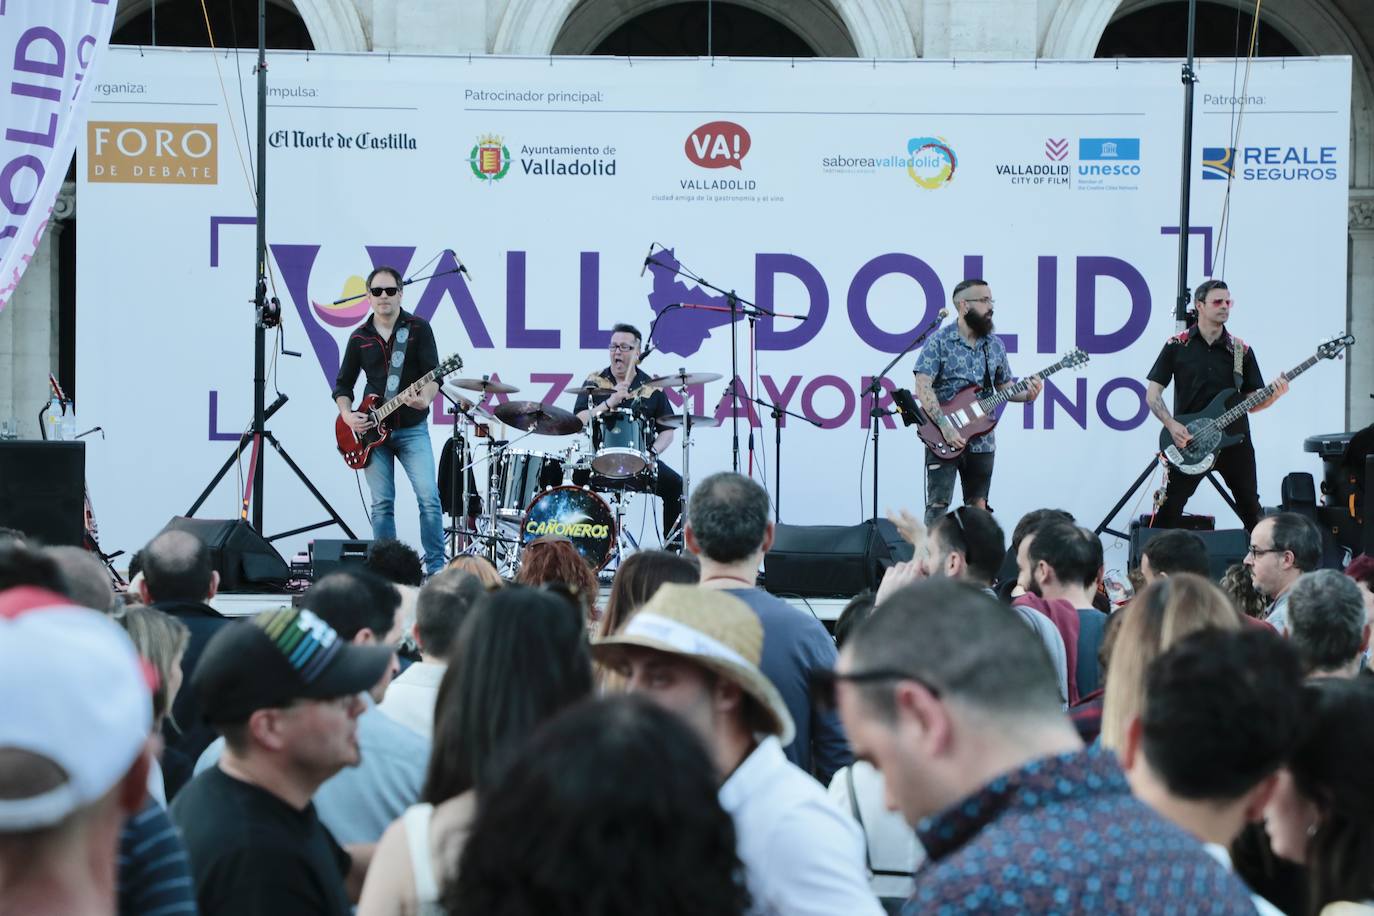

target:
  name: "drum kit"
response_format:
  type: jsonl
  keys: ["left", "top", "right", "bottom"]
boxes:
{"left": 439, "top": 369, "right": 723, "bottom": 577}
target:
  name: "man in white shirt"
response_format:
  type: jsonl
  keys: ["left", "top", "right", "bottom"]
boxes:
{"left": 1121, "top": 627, "right": 1306, "bottom": 916}
{"left": 379, "top": 568, "right": 485, "bottom": 738}
{"left": 594, "top": 584, "right": 882, "bottom": 916}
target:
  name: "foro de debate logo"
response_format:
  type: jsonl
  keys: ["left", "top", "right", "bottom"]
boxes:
{"left": 87, "top": 122, "right": 217, "bottom": 184}
{"left": 685, "top": 121, "right": 751, "bottom": 169}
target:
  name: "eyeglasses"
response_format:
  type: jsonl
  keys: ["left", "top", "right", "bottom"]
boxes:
{"left": 1204, "top": 298, "right": 1234, "bottom": 307}
{"left": 369, "top": 286, "right": 400, "bottom": 297}
{"left": 809, "top": 667, "right": 941, "bottom": 713}
{"left": 961, "top": 296, "right": 995, "bottom": 306}
{"left": 1246, "top": 544, "right": 1284, "bottom": 557}
{"left": 609, "top": 343, "right": 638, "bottom": 352}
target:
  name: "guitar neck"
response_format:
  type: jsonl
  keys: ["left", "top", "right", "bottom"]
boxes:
{"left": 978, "top": 356, "right": 1071, "bottom": 410}
{"left": 1213, "top": 353, "right": 1320, "bottom": 428}
{"left": 373, "top": 369, "right": 438, "bottom": 422}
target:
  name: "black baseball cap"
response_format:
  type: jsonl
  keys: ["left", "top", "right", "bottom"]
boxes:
{"left": 193, "top": 606, "right": 392, "bottom": 723}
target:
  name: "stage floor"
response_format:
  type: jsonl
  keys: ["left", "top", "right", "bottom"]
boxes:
{"left": 210, "top": 589, "right": 849, "bottom": 623}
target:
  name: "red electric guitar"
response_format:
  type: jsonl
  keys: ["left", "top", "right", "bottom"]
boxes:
{"left": 336, "top": 353, "right": 463, "bottom": 469}
{"left": 915, "top": 348, "right": 1090, "bottom": 459}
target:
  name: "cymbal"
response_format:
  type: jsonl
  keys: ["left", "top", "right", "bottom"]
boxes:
{"left": 659, "top": 414, "right": 723, "bottom": 429}
{"left": 565, "top": 384, "right": 611, "bottom": 397}
{"left": 446, "top": 376, "right": 521, "bottom": 394}
{"left": 493, "top": 401, "right": 584, "bottom": 436}
{"left": 644, "top": 370, "right": 724, "bottom": 388}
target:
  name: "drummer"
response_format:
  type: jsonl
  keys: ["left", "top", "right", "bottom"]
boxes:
{"left": 573, "top": 323, "right": 684, "bottom": 547}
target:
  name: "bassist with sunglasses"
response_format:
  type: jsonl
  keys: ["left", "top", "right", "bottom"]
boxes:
{"left": 333, "top": 266, "right": 446, "bottom": 576}
{"left": 1145, "top": 279, "right": 1288, "bottom": 531}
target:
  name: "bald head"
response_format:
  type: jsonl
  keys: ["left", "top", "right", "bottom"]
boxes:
{"left": 141, "top": 530, "right": 215, "bottom": 603}
{"left": 43, "top": 547, "right": 116, "bottom": 614}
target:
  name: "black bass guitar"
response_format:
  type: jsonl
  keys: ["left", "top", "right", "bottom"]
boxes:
{"left": 1160, "top": 334, "right": 1353, "bottom": 475}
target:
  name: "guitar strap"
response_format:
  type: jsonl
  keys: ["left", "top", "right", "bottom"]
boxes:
{"left": 383, "top": 319, "right": 413, "bottom": 412}
{"left": 980, "top": 341, "right": 994, "bottom": 396}
{"left": 1230, "top": 334, "right": 1246, "bottom": 390}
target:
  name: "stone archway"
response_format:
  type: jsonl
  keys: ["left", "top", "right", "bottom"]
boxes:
{"left": 112, "top": 0, "right": 366, "bottom": 51}
{"left": 494, "top": 0, "right": 915, "bottom": 58}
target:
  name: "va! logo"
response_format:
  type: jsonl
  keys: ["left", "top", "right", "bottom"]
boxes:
{"left": 685, "top": 121, "right": 751, "bottom": 169}
{"left": 469, "top": 135, "right": 511, "bottom": 181}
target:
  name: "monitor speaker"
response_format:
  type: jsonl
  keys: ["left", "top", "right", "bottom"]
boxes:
{"left": 763, "top": 518, "right": 909, "bottom": 598}
{"left": 310, "top": 538, "right": 374, "bottom": 581}
{"left": 159, "top": 517, "right": 289, "bottom": 592}
{"left": 0, "top": 441, "right": 85, "bottom": 547}
{"left": 1128, "top": 523, "right": 1249, "bottom": 582}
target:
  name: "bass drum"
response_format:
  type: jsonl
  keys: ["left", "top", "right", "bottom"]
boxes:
{"left": 520, "top": 485, "right": 616, "bottom": 571}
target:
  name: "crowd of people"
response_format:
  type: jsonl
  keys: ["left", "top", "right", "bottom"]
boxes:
{"left": 2, "top": 469, "right": 1373, "bottom": 916}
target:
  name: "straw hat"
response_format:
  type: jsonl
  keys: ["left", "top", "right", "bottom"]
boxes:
{"left": 592, "top": 583, "right": 795, "bottom": 745}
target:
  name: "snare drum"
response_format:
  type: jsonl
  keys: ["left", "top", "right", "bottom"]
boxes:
{"left": 494, "top": 450, "right": 564, "bottom": 519}
{"left": 521, "top": 485, "right": 616, "bottom": 570}
{"left": 591, "top": 409, "right": 651, "bottom": 477}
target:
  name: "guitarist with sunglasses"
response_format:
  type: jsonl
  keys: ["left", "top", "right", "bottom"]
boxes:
{"left": 1145, "top": 279, "right": 1288, "bottom": 531}
{"left": 913, "top": 279, "right": 1043, "bottom": 526}
{"left": 333, "top": 266, "right": 446, "bottom": 576}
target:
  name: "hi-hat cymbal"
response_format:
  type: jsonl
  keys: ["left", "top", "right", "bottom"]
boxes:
{"left": 644, "top": 370, "right": 724, "bottom": 388}
{"left": 446, "top": 376, "right": 521, "bottom": 394}
{"left": 493, "top": 401, "right": 584, "bottom": 436}
{"left": 658, "top": 414, "right": 723, "bottom": 429}
{"left": 565, "top": 384, "right": 611, "bottom": 397}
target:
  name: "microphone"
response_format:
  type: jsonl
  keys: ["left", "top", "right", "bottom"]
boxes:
{"left": 639, "top": 242, "right": 658, "bottom": 278}
{"left": 937, "top": 308, "right": 949, "bottom": 321}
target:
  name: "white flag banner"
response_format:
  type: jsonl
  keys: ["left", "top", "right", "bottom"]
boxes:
{"left": 1, "top": 0, "right": 117, "bottom": 312}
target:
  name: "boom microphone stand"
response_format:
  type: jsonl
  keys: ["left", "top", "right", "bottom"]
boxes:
{"left": 645, "top": 249, "right": 809, "bottom": 473}
{"left": 861, "top": 309, "right": 946, "bottom": 520}
{"left": 728, "top": 388, "right": 819, "bottom": 522}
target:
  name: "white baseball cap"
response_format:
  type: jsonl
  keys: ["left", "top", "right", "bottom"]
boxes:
{"left": 0, "top": 587, "right": 153, "bottom": 831}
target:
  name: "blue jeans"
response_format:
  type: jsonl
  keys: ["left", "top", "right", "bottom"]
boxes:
{"left": 362, "top": 423, "right": 445, "bottom": 575}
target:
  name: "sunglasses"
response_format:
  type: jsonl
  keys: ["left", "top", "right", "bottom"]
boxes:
{"left": 809, "top": 667, "right": 941, "bottom": 713}
{"left": 369, "top": 286, "right": 400, "bottom": 297}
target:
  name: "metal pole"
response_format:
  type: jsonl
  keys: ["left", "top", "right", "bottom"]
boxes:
{"left": 1174, "top": 0, "right": 1199, "bottom": 327}
{"left": 251, "top": 0, "right": 268, "bottom": 531}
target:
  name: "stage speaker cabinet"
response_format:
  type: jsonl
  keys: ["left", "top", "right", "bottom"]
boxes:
{"left": 1128, "top": 523, "right": 1249, "bottom": 582}
{"left": 160, "top": 517, "right": 289, "bottom": 592}
{"left": 764, "top": 519, "right": 910, "bottom": 598}
{"left": 0, "top": 441, "right": 86, "bottom": 547}
{"left": 310, "top": 538, "right": 374, "bottom": 581}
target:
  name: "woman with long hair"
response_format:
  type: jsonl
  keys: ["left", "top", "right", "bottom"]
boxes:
{"left": 444, "top": 695, "right": 751, "bottom": 916}
{"left": 1263, "top": 677, "right": 1374, "bottom": 915}
{"left": 1099, "top": 573, "right": 1240, "bottom": 752}
{"left": 515, "top": 537, "right": 600, "bottom": 625}
{"left": 597, "top": 549, "right": 698, "bottom": 638}
{"left": 357, "top": 586, "right": 593, "bottom": 916}
{"left": 115, "top": 604, "right": 190, "bottom": 803}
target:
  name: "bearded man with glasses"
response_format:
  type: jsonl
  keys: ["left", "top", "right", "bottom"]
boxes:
{"left": 913, "top": 278, "right": 1042, "bottom": 527}
{"left": 333, "top": 266, "right": 445, "bottom": 575}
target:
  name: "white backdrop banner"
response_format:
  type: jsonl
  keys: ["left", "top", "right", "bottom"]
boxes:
{"left": 76, "top": 50, "right": 1352, "bottom": 570}
{"left": 1, "top": 0, "right": 117, "bottom": 313}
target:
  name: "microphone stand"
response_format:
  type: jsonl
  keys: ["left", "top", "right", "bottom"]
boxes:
{"left": 332, "top": 255, "right": 470, "bottom": 305}
{"left": 646, "top": 249, "right": 808, "bottom": 473}
{"left": 863, "top": 310, "right": 945, "bottom": 521}
{"left": 728, "top": 387, "right": 819, "bottom": 523}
